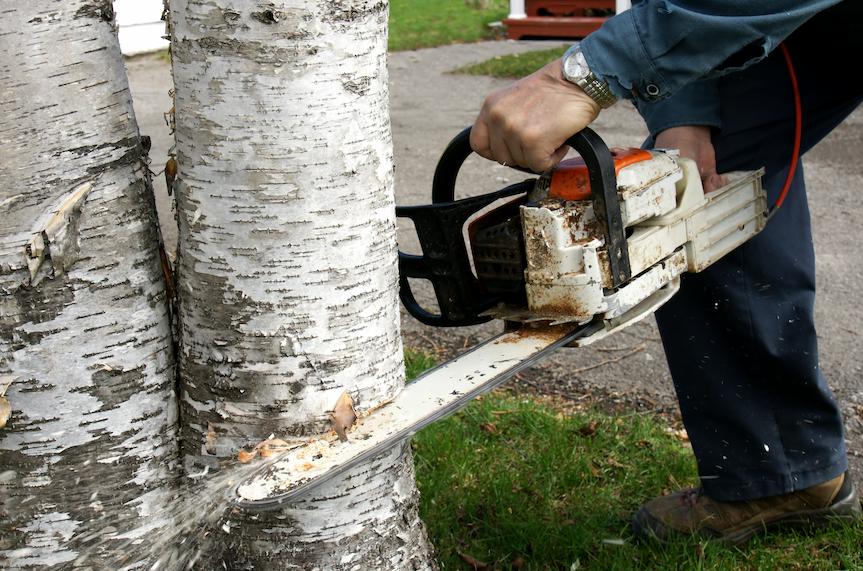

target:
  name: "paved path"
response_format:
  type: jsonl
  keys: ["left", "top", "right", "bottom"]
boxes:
{"left": 127, "top": 41, "right": 863, "bottom": 486}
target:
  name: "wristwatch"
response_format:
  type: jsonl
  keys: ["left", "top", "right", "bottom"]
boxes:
{"left": 561, "top": 45, "right": 617, "bottom": 109}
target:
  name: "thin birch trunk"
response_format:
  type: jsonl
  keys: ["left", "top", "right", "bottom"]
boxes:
{"left": 168, "top": 0, "right": 435, "bottom": 567}
{"left": 0, "top": 2, "right": 179, "bottom": 568}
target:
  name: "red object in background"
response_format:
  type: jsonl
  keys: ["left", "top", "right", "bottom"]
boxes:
{"left": 504, "top": 0, "right": 615, "bottom": 40}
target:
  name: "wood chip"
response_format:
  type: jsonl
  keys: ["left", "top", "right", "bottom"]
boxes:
{"left": 0, "top": 396, "right": 10, "bottom": 429}
{"left": 330, "top": 392, "right": 357, "bottom": 442}
{"left": 238, "top": 437, "right": 293, "bottom": 463}
{"left": 255, "top": 438, "right": 290, "bottom": 459}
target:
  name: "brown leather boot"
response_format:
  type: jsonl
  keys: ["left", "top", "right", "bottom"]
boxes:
{"left": 632, "top": 472, "right": 862, "bottom": 545}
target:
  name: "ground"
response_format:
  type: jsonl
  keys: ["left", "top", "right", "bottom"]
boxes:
{"left": 126, "top": 40, "right": 863, "bottom": 492}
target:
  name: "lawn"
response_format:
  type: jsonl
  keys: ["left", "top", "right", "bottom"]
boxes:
{"left": 405, "top": 354, "right": 863, "bottom": 571}
{"left": 389, "top": 0, "right": 509, "bottom": 51}
{"left": 148, "top": 1, "right": 511, "bottom": 58}
{"left": 453, "top": 45, "right": 570, "bottom": 78}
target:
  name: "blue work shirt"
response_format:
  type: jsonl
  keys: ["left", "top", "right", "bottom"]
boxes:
{"left": 579, "top": 0, "right": 841, "bottom": 134}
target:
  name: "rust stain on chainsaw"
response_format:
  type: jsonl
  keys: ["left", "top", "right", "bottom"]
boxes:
{"left": 498, "top": 324, "right": 573, "bottom": 344}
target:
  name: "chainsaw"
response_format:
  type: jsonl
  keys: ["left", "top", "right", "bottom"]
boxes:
{"left": 234, "top": 127, "right": 766, "bottom": 510}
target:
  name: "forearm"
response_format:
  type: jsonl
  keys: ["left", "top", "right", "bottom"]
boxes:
{"left": 581, "top": 0, "right": 840, "bottom": 102}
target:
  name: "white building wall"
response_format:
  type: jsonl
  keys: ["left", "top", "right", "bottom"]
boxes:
{"left": 114, "top": 0, "right": 169, "bottom": 55}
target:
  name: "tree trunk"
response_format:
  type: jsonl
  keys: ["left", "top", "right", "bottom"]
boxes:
{"left": 0, "top": 2, "right": 179, "bottom": 568}
{"left": 168, "top": 0, "right": 434, "bottom": 568}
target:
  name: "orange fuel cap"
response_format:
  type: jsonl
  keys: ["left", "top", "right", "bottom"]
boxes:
{"left": 548, "top": 148, "right": 652, "bottom": 201}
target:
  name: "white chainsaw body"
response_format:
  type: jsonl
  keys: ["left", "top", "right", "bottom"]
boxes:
{"left": 492, "top": 151, "right": 766, "bottom": 345}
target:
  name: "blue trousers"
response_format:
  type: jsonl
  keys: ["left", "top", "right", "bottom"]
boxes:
{"left": 650, "top": 11, "right": 863, "bottom": 501}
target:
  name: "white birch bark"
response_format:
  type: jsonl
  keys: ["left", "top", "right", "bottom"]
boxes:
{"left": 0, "top": 2, "right": 179, "bottom": 567}
{"left": 168, "top": 0, "right": 435, "bottom": 567}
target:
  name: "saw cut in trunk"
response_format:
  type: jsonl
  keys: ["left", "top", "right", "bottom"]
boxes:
{"left": 0, "top": 2, "right": 180, "bottom": 568}
{"left": 167, "top": 0, "right": 434, "bottom": 568}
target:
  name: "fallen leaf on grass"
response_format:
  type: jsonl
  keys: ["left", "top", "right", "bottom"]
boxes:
{"left": 577, "top": 420, "right": 598, "bottom": 437}
{"left": 667, "top": 427, "right": 690, "bottom": 442}
{"left": 605, "top": 456, "right": 629, "bottom": 469}
{"left": 458, "top": 551, "right": 489, "bottom": 570}
{"left": 480, "top": 422, "right": 497, "bottom": 434}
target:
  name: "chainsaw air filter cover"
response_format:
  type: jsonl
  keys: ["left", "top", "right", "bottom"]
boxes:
{"left": 469, "top": 202, "right": 526, "bottom": 301}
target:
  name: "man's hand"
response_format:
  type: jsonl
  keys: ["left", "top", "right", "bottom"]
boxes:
{"left": 654, "top": 126, "right": 728, "bottom": 193}
{"left": 470, "top": 59, "right": 601, "bottom": 173}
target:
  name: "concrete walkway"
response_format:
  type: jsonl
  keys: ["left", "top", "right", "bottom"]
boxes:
{"left": 126, "top": 41, "right": 863, "bottom": 487}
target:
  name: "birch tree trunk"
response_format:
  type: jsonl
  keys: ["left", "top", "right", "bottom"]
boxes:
{"left": 0, "top": 2, "right": 179, "bottom": 568}
{"left": 168, "top": 0, "right": 434, "bottom": 567}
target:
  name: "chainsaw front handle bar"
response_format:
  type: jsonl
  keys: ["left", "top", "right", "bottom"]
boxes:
{"left": 396, "top": 126, "right": 631, "bottom": 327}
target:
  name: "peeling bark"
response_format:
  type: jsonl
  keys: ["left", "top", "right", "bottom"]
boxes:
{"left": 168, "top": 0, "right": 434, "bottom": 567}
{"left": 0, "top": 3, "right": 179, "bottom": 568}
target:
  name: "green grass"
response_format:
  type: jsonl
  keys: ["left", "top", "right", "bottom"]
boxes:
{"left": 454, "top": 45, "right": 569, "bottom": 78}
{"left": 389, "top": 0, "right": 509, "bottom": 52}
{"left": 404, "top": 346, "right": 439, "bottom": 380}
{"left": 404, "top": 351, "right": 863, "bottom": 571}
{"left": 138, "top": 2, "right": 507, "bottom": 58}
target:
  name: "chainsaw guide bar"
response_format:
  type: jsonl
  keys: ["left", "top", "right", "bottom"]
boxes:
{"left": 234, "top": 322, "right": 600, "bottom": 511}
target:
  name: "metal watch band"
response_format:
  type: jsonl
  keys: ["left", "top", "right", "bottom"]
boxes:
{"left": 579, "top": 76, "right": 617, "bottom": 109}
{"left": 561, "top": 45, "right": 617, "bottom": 109}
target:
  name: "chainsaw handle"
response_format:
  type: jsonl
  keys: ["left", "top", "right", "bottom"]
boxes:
{"left": 432, "top": 126, "right": 630, "bottom": 286}
{"left": 431, "top": 127, "right": 532, "bottom": 203}
{"left": 432, "top": 127, "right": 473, "bottom": 204}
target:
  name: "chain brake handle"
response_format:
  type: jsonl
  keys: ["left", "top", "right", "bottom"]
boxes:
{"left": 396, "top": 126, "right": 630, "bottom": 327}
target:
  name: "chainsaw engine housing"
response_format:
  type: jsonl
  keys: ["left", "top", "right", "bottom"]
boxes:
{"left": 489, "top": 149, "right": 766, "bottom": 336}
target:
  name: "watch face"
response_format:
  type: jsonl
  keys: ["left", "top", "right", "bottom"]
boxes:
{"left": 563, "top": 49, "right": 589, "bottom": 81}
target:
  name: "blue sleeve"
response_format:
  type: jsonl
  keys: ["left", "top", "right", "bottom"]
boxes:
{"left": 579, "top": 0, "right": 840, "bottom": 102}
{"left": 635, "top": 77, "right": 721, "bottom": 136}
